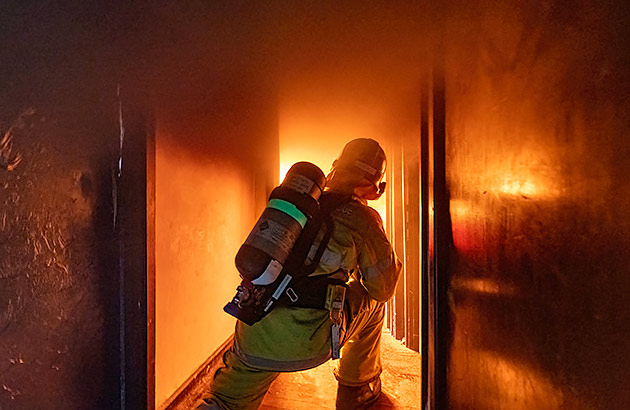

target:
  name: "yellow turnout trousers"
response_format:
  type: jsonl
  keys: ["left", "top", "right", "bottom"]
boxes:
{"left": 198, "top": 281, "right": 385, "bottom": 410}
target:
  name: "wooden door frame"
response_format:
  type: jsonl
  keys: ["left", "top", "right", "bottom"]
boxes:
{"left": 422, "top": 47, "right": 449, "bottom": 410}
{"left": 118, "top": 88, "right": 153, "bottom": 410}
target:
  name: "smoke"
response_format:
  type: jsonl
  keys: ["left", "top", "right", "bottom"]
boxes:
{"left": 137, "top": 2, "right": 432, "bottom": 165}
{"left": 273, "top": 1, "right": 430, "bottom": 157}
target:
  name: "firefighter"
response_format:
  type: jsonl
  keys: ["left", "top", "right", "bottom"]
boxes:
{"left": 197, "top": 138, "right": 402, "bottom": 410}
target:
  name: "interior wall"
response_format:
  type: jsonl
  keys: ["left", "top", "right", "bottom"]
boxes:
{"left": 0, "top": 92, "right": 121, "bottom": 410}
{"left": 133, "top": 4, "right": 280, "bottom": 407}
{"left": 0, "top": 2, "right": 125, "bottom": 409}
{"left": 443, "top": 1, "right": 630, "bottom": 408}
{"left": 154, "top": 95, "right": 277, "bottom": 407}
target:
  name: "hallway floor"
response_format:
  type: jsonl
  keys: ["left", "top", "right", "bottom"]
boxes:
{"left": 260, "top": 331, "right": 421, "bottom": 410}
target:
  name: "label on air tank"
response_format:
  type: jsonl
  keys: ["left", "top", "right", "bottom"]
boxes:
{"left": 283, "top": 174, "right": 315, "bottom": 195}
{"left": 252, "top": 218, "right": 297, "bottom": 257}
{"left": 251, "top": 259, "right": 283, "bottom": 285}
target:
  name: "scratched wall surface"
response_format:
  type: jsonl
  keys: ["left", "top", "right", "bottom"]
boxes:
{"left": 443, "top": 0, "right": 630, "bottom": 409}
{"left": 0, "top": 2, "right": 122, "bottom": 409}
{"left": 0, "top": 102, "right": 119, "bottom": 410}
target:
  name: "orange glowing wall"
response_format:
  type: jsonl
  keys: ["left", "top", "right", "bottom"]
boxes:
{"left": 138, "top": 4, "right": 281, "bottom": 408}
{"left": 441, "top": 0, "right": 630, "bottom": 408}
{"left": 154, "top": 147, "right": 251, "bottom": 408}
{"left": 153, "top": 89, "right": 278, "bottom": 408}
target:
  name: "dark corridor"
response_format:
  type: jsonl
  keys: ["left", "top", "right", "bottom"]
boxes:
{"left": 2, "top": 2, "right": 630, "bottom": 410}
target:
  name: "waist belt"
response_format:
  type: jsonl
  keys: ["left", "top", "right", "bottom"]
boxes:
{"left": 280, "top": 274, "right": 347, "bottom": 310}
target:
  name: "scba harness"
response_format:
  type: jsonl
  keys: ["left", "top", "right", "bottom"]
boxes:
{"left": 224, "top": 163, "right": 353, "bottom": 327}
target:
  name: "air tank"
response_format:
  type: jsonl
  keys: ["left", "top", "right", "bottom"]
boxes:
{"left": 234, "top": 162, "right": 326, "bottom": 285}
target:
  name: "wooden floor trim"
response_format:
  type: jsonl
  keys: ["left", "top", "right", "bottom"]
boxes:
{"left": 160, "top": 335, "right": 234, "bottom": 410}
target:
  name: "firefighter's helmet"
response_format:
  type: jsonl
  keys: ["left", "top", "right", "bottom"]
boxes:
{"left": 330, "top": 138, "right": 386, "bottom": 196}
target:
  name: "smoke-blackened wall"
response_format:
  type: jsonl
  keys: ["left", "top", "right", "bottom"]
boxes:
{"left": 443, "top": 1, "right": 630, "bottom": 408}
{"left": 0, "top": 2, "right": 145, "bottom": 409}
{"left": 0, "top": 47, "right": 120, "bottom": 410}
{"left": 0, "top": 104, "right": 121, "bottom": 410}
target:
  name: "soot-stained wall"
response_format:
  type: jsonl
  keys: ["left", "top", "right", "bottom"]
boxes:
{"left": 443, "top": 1, "right": 630, "bottom": 408}
{"left": 0, "top": 2, "right": 136, "bottom": 409}
{"left": 0, "top": 95, "right": 120, "bottom": 410}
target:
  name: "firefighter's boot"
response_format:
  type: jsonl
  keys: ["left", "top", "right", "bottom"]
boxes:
{"left": 335, "top": 376, "right": 381, "bottom": 410}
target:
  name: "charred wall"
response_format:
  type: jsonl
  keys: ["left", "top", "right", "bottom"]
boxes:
{"left": 0, "top": 60, "right": 122, "bottom": 410}
{"left": 443, "top": 0, "right": 630, "bottom": 408}
{"left": 0, "top": 2, "right": 143, "bottom": 409}
{"left": 0, "top": 100, "right": 121, "bottom": 410}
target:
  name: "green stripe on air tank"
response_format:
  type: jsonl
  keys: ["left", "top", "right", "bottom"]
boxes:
{"left": 267, "top": 199, "right": 307, "bottom": 228}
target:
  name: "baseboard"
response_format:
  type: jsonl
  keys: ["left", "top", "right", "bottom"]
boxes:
{"left": 160, "top": 335, "right": 234, "bottom": 410}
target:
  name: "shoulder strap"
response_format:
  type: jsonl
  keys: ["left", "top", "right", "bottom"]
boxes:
{"left": 300, "top": 191, "right": 353, "bottom": 276}
{"left": 280, "top": 192, "right": 353, "bottom": 309}
{"left": 280, "top": 191, "right": 353, "bottom": 278}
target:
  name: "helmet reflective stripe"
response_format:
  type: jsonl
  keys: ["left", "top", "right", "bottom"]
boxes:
{"left": 354, "top": 160, "right": 378, "bottom": 177}
{"left": 333, "top": 138, "right": 387, "bottom": 185}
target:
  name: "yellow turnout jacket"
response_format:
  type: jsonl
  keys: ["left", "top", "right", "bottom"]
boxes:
{"left": 233, "top": 192, "right": 402, "bottom": 371}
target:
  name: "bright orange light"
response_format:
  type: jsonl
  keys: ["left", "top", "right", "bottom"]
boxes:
{"left": 495, "top": 172, "right": 557, "bottom": 198}
{"left": 279, "top": 162, "right": 292, "bottom": 184}
{"left": 487, "top": 149, "right": 562, "bottom": 200}
{"left": 498, "top": 178, "right": 540, "bottom": 197}
{"left": 279, "top": 138, "right": 387, "bottom": 226}
{"left": 450, "top": 277, "right": 516, "bottom": 296}
{"left": 278, "top": 141, "right": 342, "bottom": 183}
{"left": 279, "top": 95, "right": 390, "bottom": 227}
